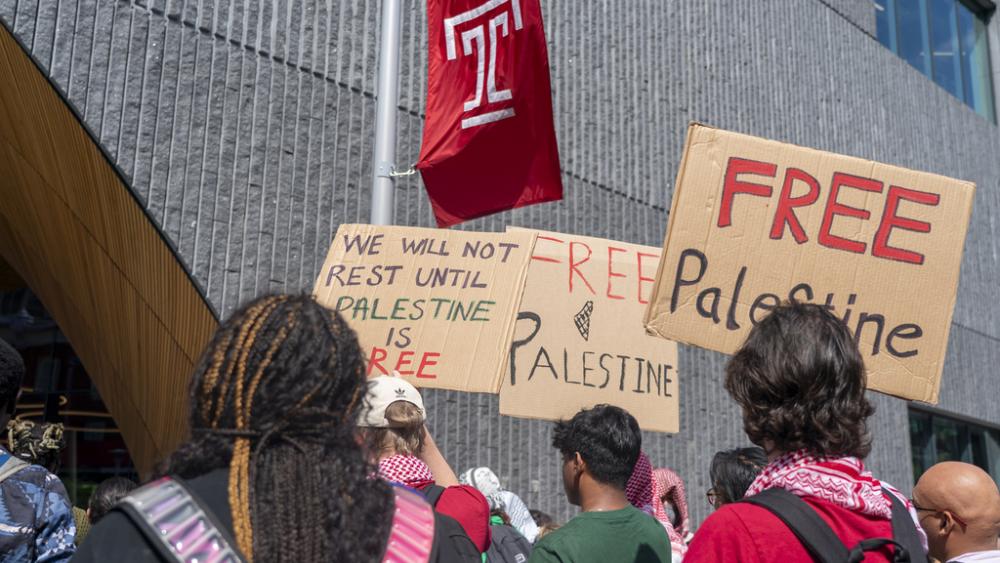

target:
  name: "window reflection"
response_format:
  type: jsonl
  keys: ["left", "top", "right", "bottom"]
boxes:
{"left": 876, "top": 0, "right": 996, "bottom": 122}
{"left": 910, "top": 408, "right": 1000, "bottom": 486}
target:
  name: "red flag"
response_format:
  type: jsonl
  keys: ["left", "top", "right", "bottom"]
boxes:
{"left": 417, "top": 0, "right": 563, "bottom": 227}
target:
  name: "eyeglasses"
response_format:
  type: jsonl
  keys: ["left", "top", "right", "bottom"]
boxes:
{"left": 706, "top": 488, "right": 718, "bottom": 507}
{"left": 910, "top": 499, "right": 968, "bottom": 528}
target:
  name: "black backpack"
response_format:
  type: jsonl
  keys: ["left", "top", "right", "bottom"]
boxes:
{"left": 485, "top": 522, "right": 532, "bottom": 563}
{"left": 423, "top": 485, "right": 532, "bottom": 563}
{"left": 421, "top": 485, "right": 482, "bottom": 563}
{"left": 742, "top": 487, "right": 928, "bottom": 563}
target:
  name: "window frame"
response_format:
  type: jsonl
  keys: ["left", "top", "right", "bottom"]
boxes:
{"left": 875, "top": 0, "right": 998, "bottom": 122}
{"left": 908, "top": 404, "right": 1000, "bottom": 485}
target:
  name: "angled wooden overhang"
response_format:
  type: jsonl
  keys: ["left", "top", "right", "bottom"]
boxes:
{"left": 0, "top": 23, "right": 218, "bottom": 475}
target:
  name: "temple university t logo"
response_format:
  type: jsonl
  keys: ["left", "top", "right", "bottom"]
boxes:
{"left": 444, "top": 0, "right": 522, "bottom": 129}
{"left": 418, "top": 0, "right": 563, "bottom": 226}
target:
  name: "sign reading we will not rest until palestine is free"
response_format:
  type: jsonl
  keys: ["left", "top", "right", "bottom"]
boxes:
{"left": 314, "top": 224, "right": 535, "bottom": 394}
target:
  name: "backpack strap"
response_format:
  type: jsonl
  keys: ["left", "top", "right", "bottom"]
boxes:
{"left": 0, "top": 451, "right": 30, "bottom": 484}
{"left": 383, "top": 485, "right": 435, "bottom": 563}
{"left": 884, "top": 487, "right": 925, "bottom": 563}
{"left": 422, "top": 483, "right": 447, "bottom": 508}
{"left": 116, "top": 477, "right": 246, "bottom": 563}
{"left": 847, "top": 538, "right": 910, "bottom": 563}
{"left": 743, "top": 488, "right": 848, "bottom": 563}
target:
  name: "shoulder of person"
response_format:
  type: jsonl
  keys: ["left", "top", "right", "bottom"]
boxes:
{"left": 3, "top": 463, "right": 70, "bottom": 501}
{"left": 684, "top": 503, "right": 766, "bottom": 563}
{"left": 440, "top": 484, "right": 490, "bottom": 512}
{"left": 7, "top": 463, "right": 56, "bottom": 485}
{"left": 73, "top": 510, "right": 161, "bottom": 562}
{"left": 527, "top": 538, "right": 565, "bottom": 563}
{"left": 697, "top": 502, "right": 761, "bottom": 530}
{"left": 442, "top": 484, "right": 488, "bottom": 502}
{"left": 532, "top": 515, "right": 584, "bottom": 549}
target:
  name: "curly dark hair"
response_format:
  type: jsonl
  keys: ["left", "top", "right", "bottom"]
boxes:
{"left": 89, "top": 477, "right": 137, "bottom": 523}
{"left": 709, "top": 447, "right": 766, "bottom": 505}
{"left": 552, "top": 404, "right": 641, "bottom": 489}
{"left": 725, "top": 302, "right": 874, "bottom": 459}
{"left": 165, "top": 294, "right": 393, "bottom": 562}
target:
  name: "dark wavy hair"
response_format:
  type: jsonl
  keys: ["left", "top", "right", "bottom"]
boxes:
{"left": 89, "top": 477, "right": 137, "bottom": 523}
{"left": 709, "top": 447, "right": 766, "bottom": 505}
{"left": 165, "top": 294, "right": 393, "bottom": 562}
{"left": 552, "top": 404, "right": 641, "bottom": 489}
{"left": 724, "top": 302, "right": 874, "bottom": 459}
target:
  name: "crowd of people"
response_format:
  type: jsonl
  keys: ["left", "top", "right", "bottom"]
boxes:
{"left": 0, "top": 297, "right": 997, "bottom": 562}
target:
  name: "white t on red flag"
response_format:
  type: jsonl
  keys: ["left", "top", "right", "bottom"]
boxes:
{"left": 416, "top": 0, "right": 563, "bottom": 227}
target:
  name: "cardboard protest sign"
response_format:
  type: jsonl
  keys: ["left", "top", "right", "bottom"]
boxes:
{"left": 500, "top": 229, "right": 680, "bottom": 433}
{"left": 314, "top": 224, "right": 536, "bottom": 393}
{"left": 644, "top": 123, "right": 975, "bottom": 404}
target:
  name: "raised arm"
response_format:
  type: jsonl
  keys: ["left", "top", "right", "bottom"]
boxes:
{"left": 419, "top": 425, "right": 459, "bottom": 486}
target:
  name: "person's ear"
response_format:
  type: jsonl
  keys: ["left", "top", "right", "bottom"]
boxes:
{"left": 574, "top": 452, "right": 585, "bottom": 473}
{"left": 941, "top": 512, "right": 957, "bottom": 534}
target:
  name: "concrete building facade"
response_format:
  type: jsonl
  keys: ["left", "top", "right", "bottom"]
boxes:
{"left": 1, "top": 0, "right": 998, "bottom": 525}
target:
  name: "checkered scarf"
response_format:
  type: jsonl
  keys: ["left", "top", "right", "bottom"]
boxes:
{"left": 377, "top": 454, "right": 435, "bottom": 488}
{"left": 626, "top": 453, "right": 673, "bottom": 531}
{"left": 654, "top": 467, "right": 690, "bottom": 540}
{"left": 745, "top": 447, "right": 928, "bottom": 551}
{"left": 627, "top": 452, "right": 689, "bottom": 557}
{"left": 745, "top": 450, "right": 928, "bottom": 550}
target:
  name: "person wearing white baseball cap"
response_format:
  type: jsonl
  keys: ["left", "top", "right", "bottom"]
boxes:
{"left": 357, "top": 374, "right": 427, "bottom": 428}
{"left": 359, "top": 374, "right": 492, "bottom": 554}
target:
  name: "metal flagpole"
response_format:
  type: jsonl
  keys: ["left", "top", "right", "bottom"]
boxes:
{"left": 370, "top": 0, "right": 403, "bottom": 225}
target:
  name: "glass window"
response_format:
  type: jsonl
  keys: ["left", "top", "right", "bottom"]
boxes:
{"left": 929, "top": 0, "right": 963, "bottom": 99}
{"left": 958, "top": 5, "right": 997, "bottom": 120}
{"left": 875, "top": 0, "right": 899, "bottom": 52}
{"left": 876, "top": 0, "right": 996, "bottom": 122}
{"left": 909, "top": 408, "right": 1000, "bottom": 485}
{"left": 896, "top": 0, "right": 933, "bottom": 75}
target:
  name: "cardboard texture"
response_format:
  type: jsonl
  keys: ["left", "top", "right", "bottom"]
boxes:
{"left": 500, "top": 229, "right": 680, "bottom": 433}
{"left": 644, "top": 123, "right": 975, "bottom": 404}
{"left": 313, "top": 224, "right": 536, "bottom": 393}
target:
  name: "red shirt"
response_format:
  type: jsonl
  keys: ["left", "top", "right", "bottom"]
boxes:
{"left": 686, "top": 496, "right": 897, "bottom": 562}
{"left": 417, "top": 483, "right": 491, "bottom": 552}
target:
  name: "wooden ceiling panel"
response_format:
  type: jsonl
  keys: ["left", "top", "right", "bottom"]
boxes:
{"left": 0, "top": 25, "right": 218, "bottom": 475}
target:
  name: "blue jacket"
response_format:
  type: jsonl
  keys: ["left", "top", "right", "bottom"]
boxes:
{"left": 0, "top": 449, "right": 75, "bottom": 561}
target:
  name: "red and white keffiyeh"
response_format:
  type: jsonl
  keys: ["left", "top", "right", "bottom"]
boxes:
{"left": 627, "top": 452, "right": 688, "bottom": 555}
{"left": 378, "top": 454, "right": 435, "bottom": 489}
{"left": 654, "top": 467, "right": 690, "bottom": 540}
{"left": 746, "top": 449, "right": 926, "bottom": 548}
{"left": 746, "top": 450, "right": 893, "bottom": 518}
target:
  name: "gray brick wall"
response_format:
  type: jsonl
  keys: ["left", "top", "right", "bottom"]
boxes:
{"left": 2, "top": 0, "right": 999, "bottom": 525}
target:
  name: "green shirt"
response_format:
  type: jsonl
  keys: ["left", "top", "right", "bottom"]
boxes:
{"left": 528, "top": 506, "right": 672, "bottom": 563}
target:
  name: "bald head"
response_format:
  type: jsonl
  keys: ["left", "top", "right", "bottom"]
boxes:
{"left": 914, "top": 462, "right": 1000, "bottom": 560}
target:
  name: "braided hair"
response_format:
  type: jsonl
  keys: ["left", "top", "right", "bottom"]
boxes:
{"left": 8, "top": 419, "right": 65, "bottom": 472}
{"left": 166, "top": 294, "right": 393, "bottom": 562}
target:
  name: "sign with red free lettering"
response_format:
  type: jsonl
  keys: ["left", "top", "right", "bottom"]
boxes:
{"left": 499, "top": 229, "right": 680, "bottom": 432}
{"left": 644, "top": 123, "right": 975, "bottom": 403}
{"left": 314, "top": 224, "right": 536, "bottom": 393}
{"left": 416, "top": 0, "right": 563, "bottom": 227}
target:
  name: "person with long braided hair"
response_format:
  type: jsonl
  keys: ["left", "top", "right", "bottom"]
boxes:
{"left": 75, "top": 294, "right": 480, "bottom": 563}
